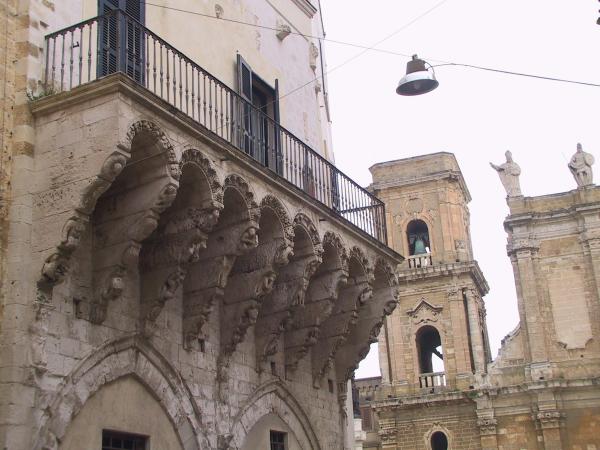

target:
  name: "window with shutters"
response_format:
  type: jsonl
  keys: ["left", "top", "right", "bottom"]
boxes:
{"left": 98, "top": 0, "right": 145, "bottom": 82}
{"left": 236, "top": 55, "right": 281, "bottom": 174}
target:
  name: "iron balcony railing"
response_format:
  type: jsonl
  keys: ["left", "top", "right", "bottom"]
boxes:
{"left": 43, "top": 9, "right": 388, "bottom": 244}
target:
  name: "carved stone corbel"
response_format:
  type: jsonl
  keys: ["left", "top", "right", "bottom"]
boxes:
{"left": 311, "top": 280, "right": 372, "bottom": 386}
{"left": 283, "top": 264, "right": 348, "bottom": 373}
{"left": 255, "top": 252, "right": 322, "bottom": 371}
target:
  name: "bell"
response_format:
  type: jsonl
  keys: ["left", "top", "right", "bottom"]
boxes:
{"left": 396, "top": 54, "right": 439, "bottom": 96}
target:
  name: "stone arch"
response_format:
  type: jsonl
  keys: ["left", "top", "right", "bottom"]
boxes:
{"left": 32, "top": 336, "right": 208, "bottom": 450}
{"left": 230, "top": 381, "right": 321, "bottom": 450}
{"left": 180, "top": 147, "right": 224, "bottom": 205}
{"left": 322, "top": 231, "right": 349, "bottom": 272}
{"left": 223, "top": 174, "right": 260, "bottom": 223}
{"left": 414, "top": 324, "right": 445, "bottom": 376}
{"left": 123, "top": 119, "right": 179, "bottom": 180}
{"left": 424, "top": 424, "right": 453, "bottom": 450}
{"left": 401, "top": 215, "right": 435, "bottom": 257}
{"left": 260, "top": 195, "right": 295, "bottom": 246}
{"left": 348, "top": 246, "right": 373, "bottom": 284}
{"left": 293, "top": 213, "right": 323, "bottom": 257}
{"left": 87, "top": 145, "right": 180, "bottom": 323}
{"left": 37, "top": 119, "right": 181, "bottom": 306}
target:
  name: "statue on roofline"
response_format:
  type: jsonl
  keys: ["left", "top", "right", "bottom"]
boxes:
{"left": 490, "top": 150, "right": 522, "bottom": 197}
{"left": 568, "top": 143, "right": 594, "bottom": 188}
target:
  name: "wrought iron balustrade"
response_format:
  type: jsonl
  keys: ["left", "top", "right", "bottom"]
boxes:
{"left": 43, "top": 9, "right": 388, "bottom": 244}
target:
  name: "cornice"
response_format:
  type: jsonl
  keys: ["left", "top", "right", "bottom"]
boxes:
{"left": 290, "top": 0, "right": 318, "bottom": 18}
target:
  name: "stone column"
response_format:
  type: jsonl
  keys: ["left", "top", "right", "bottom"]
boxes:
{"left": 477, "top": 418, "right": 498, "bottom": 450}
{"left": 465, "top": 288, "right": 486, "bottom": 374}
{"left": 508, "top": 238, "right": 549, "bottom": 369}
{"left": 535, "top": 411, "right": 565, "bottom": 450}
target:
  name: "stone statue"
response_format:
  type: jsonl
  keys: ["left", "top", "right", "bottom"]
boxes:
{"left": 490, "top": 150, "right": 522, "bottom": 197}
{"left": 568, "top": 143, "right": 594, "bottom": 187}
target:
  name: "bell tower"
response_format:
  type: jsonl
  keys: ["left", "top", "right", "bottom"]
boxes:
{"left": 369, "top": 152, "right": 490, "bottom": 394}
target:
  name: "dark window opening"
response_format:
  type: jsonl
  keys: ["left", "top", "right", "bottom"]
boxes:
{"left": 416, "top": 326, "right": 444, "bottom": 374}
{"left": 270, "top": 430, "right": 286, "bottom": 450}
{"left": 431, "top": 431, "right": 448, "bottom": 450}
{"left": 237, "top": 55, "right": 281, "bottom": 174}
{"left": 102, "top": 430, "right": 147, "bottom": 450}
{"left": 407, "top": 219, "right": 430, "bottom": 256}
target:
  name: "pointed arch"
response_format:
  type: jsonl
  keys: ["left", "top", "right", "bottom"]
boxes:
{"left": 230, "top": 381, "right": 322, "bottom": 450}
{"left": 32, "top": 336, "right": 208, "bottom": 450}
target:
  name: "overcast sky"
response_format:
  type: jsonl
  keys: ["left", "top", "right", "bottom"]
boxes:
{"left": 310, "top": 0, "right": 600, "bottom": 378}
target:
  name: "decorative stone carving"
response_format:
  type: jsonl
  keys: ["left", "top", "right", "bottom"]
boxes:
{"left": 406, "top": 197, "right": 424, "bottom": 214}
{"left": 276, "top": 21, "right": 292, "bottom": 41}
{"left": 506, "top": 236, "right": 540, "bottom": 256}
{"left": 181, "top": 147, "right": 224, "bottom": 204}
{"left": 89, "top": 267, "right": 126, "bottom": 324}
{"left": 309, "top": 42, "right": 319, "bottom": 72}
{"left": 535, "top": 410, "right": 564, "bottom": 429}
{"left": 568, "top": 143, "right": 594, "bottom": 187}
{"left": 40, "top": 215, "right": 87, "bottom": 285}
{"left": 490, "top": 150, "right": 522, "bottom": 197}
{"left": 79, "top": 151, "right": 129, "bottom": 215}
{"left": 477, "top": 417, "right": 498, "bottom": 435}
{"left": 407, "top": 298, "right": 442, "bottom": 326}
{"left": 224, "top": 174, "right": 260, "bottom": 222}
{"left": 142, "top": 267, "right": 186, "bottom": 336}
{"left": 124, "top": 120, "right": 179, "bottom": 179}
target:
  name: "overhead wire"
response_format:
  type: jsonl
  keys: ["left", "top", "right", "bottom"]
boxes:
{"left": 142, "top": 1, "right": 600, "bottom": 92}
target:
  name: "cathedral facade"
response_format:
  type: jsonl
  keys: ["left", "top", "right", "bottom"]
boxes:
{"left": 355, "top": 151, "right": 600, "bottom": 449}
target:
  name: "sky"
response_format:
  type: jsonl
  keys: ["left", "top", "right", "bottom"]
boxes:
{"left": 311, "top": 0, "right": 600, "bottom": 378}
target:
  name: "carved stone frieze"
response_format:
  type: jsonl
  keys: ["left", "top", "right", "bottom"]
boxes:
{"left": 477, "top": 417, "right": 498, "bottom": 436}
{"left": 535, "top": 410, "right": 564, "bottom": 430}
{"left": 180, "top": 147, "right": 224, "bottom": 204}
{"left": 124, "top": 119, "right": 179, "bottom": 180}
{"left": 224, "top": 174, "right": 260, "bottom": 223}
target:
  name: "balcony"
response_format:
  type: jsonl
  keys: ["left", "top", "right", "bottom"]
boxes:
{"left": 42, "top": 9, "right": 387, "bottom": 244}
{"left": 418, "top": 371, "right": 446, "bottom": 390}
{"left": 29, "top": 8, "right": 403, "bottom": 419}
{"left": 406, "top": 253, "right": 433, "bottom": 268}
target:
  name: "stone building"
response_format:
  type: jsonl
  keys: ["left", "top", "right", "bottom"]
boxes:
{"left": 355, "top": 151, "right": 600, "bottom": 449}
{"left": 0, "top": 1, "right": 403, "bottom": 449}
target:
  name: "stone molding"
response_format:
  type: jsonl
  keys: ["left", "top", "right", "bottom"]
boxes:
{"left": 228, "top": 380, "right": 322, "bottom": 450}
{"left": 290, "top": 0, "right": 318, "bottom": 18}
{"left": 31, "top": 335, "right": 207, "bottom": 450}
